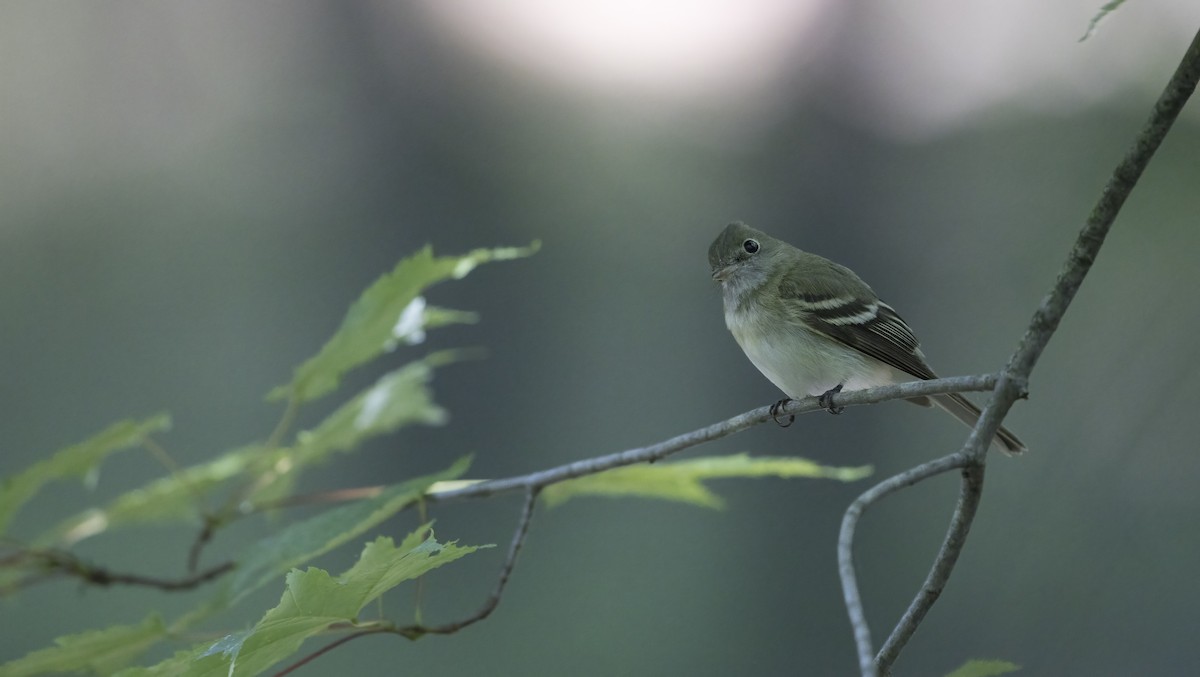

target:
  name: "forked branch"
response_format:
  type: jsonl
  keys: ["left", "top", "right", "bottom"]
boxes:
{"left": 838, "top": 25, "right": 1200, "bottom": 677}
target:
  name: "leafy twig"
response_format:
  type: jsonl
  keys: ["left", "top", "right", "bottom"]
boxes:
{"left": 275, "top": 489, "right": 542, "bottom": 674}
{"left": 188, "top": 393, "right": 301, "bottom": 572}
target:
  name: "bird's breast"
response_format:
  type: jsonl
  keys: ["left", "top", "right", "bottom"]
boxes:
{"left": 724, "top": 302, "right": 886, "bottom": 398}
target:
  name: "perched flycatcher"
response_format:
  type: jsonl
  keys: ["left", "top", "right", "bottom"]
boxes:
{"left": 709, "top": 221, "right": 1026, "bottom": 454}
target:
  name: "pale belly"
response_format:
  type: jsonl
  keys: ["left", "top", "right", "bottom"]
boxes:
{"left": 727, "top": 314, "right": 896, "bottom": 399}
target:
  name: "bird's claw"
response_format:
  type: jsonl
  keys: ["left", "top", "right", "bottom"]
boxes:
{"left": 769, "top": 398, "right": 795, "bottom": 427}
{"left": 819, "top": 385, "right": 845, "bottom": 415}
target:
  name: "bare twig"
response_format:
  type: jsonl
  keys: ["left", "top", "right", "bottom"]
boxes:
{"left": 398, "top": 488, "right": 541, "bottom": 638}
{"left": 271, "top": 627, "right": 393, "bottom": 677}
{"left": 428, "top": 375, "right": 999, "bottom": 504}
{"left": 839, "top": 25, "right": 1200, "bottom": 677}
{"left": 875, "top": 463, "right": 985, "bottom": 673}
{"left": 1000, "top": 25, "right": 1200, "bottom": 392}
{"left": 249, "top": 485, "right": 389, "bottom": 514}
{"left": 837, "top": 452, "right": 971, "bottom": 674}
{"left": 2, "top": 547, "right": 233, "bottom": 593}
{"left": 186, "top": 514, "right": 221, "bottom": 573}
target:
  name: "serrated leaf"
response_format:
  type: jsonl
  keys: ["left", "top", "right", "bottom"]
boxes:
{"left": 227, "top": 457, "right": 471, "bottom": 604}
{"left": 125, "top": 529, "right": 484, "bottom": 677}
{"left": 0, "top": 613, "right": 165, "bottom": 677}
{"left": 1079, "top": 0, "right": 1125, "bottom": 41}
{"left": 35, "top": 444, "right": 264, "bottom": 548}
{"left": 542, "top": 453, "right": 873, "bottom": 508}
{"left": 945, "top": 658, "right": 1021, "bottom": 677}
{"left": 269, "top": 243, "right": 539, "bottom": 404}
{"left": 242, "top": 353, "right": 464, "bottom": 509}
{"left": 0, "top": 415, "right": 171, "bottom": 536}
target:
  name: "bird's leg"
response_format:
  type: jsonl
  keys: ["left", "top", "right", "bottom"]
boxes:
{"left": 818, "top": 384, "right": 845, "bottom": 415}
{"left": 769, "top": 398, "right": 795, "bottom": 427}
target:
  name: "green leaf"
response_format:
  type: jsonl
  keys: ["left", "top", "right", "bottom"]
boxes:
{"left": 269, "top": 243, "right": 539, "bottom": 404}
{"left": 241, "top": 353, "right": 464, "bottom": 509}
{"left": 945, "top": 659, "right": 1021, "bottom": 677}
{"left": 124, "top": 529, "right": 485, "bottom": 677}
{"left": 1079, "top": 0, "right": 1125, "bottom": 41}
{"left": 0, "top": 613, "right": 165, "bottom": 677}
{"left": 34, "top": 444, "right": 264, "bottom": 548}
{"left": 341, "top": 529, "right": 485, "bottom": 605}
{"left": 289, "top": 353, "right": 458, "bottom": 467}
{"left": 542, "top": 453, "right": 873, "bottom": 509}
{"left": 227, "top": 457, "right": 471, "bottom": 604}
{"left": 0, "top": 415, "right": 171, "bottom": 536}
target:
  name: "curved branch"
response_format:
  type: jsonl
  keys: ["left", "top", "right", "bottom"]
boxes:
{"left": 851, "top": 25, "right": 1200, "bottom": 677}
{"left": 875, "top": 463, "right": 985, "bottom": 673}
{"left": 397, "top": 487, "right": 540, "bottom": 639}
{"left": 838, "top": 452, "right": 970, "bottom": 675}
{"left": 271, "top": 627, "right": 391, "bottom": 677}
{"left": 0, "top": 547, "right": 233, "bottom": 593}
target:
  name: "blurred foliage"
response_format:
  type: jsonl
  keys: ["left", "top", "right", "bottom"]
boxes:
{"left": 1081, "top": 1, "right": 1128, "bottom": 41}
{"left": 0, "top": 615, "right": 166, "bottom": 677}
{"left": 0, "top": 246, "right": 515, "bottom": 675}
{"left": 0, "top": 415, "right": 170, "bottom": 536}
{"left": 0, "top": 245, "right": 868, "bottom": 676}
{"left": 268, "top": 243, "right": 539, "bottom": 405}
{"left": 120, "top": 529, "right": 483, "bottom": 677}
{"left": 945, "top": 659, "right": 1021, "bottom": 677}
{"left": 543, "top": 453, "right": 872, "bottom": 508}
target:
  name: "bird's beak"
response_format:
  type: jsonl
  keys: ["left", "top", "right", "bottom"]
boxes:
{"left": 711, "top": 264, "right": 734, "bottom": 282}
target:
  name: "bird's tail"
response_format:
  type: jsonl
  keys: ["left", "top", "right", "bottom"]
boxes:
{"left": 931, "top": 392, "right": 1027, "bottom": 455}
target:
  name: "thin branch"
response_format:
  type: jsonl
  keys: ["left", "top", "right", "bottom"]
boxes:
{"left": 250, "top": 485, "right": 388, "bottom": 513}
{"left": 271, "top": 627, "right": 393, "bottom": 677}
{"left": 428, "top": 374, "right": 999, "bottom": 504}
{"left": 273, "top": 490, "right": 541, "bottom": 673}
{"left": 232, "top": 377, "right": 1000, "bottom": 525}
{"left": 853, "top": 25, "right": 1200, "bottom": 677}
{"left": 2, "top": 547, "right": 233, "bottom": 592}
{"left": 186, "top": 514, "right": 221, "bottom": 574}
{"left": 1001, "top": 25, "right": 1200, "bottom": 394}
{"left": 397, "top": 487, "right": 541, "bottom": 639}
{"left": 875, "top": 463, "right": 985, "bottom": 674}
{"left": 837, "top": 452, "right": 970, "bottom": 676}
{"left": 1, "top": 373, "right": 999, "bottom": 600}
{"left": 230, "top": 375, "right": 997, "bottom": 520}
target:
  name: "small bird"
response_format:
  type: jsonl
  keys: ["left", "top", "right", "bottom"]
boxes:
{"left": 708, "top": 222, "right": 1026, "bottom": 454}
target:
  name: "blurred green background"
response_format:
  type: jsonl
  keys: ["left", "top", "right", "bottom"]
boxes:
{"left": 3, "top": 2, "right": 1200, "bottom": 675}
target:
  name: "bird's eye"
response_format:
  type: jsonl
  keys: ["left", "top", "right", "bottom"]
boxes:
{"left": 743, "top": 239, "right": 760, "bottom": 254}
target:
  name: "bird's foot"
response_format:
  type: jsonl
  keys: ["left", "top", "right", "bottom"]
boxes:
{"left": 819, "top": 384, "right": 845, "bottom": 415}
{"left": 769, "top": 398, "right": 795, "bottom": 427}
